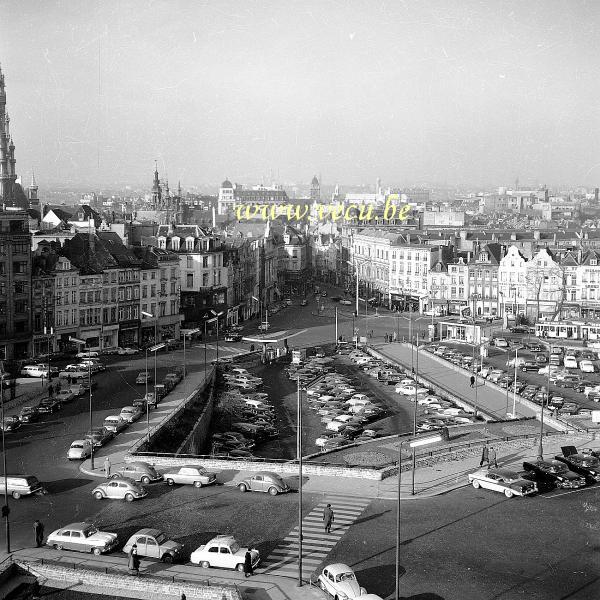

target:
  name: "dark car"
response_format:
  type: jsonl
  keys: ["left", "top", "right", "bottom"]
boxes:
{"left": 521, "top": 362, "right": 540, "bottom": 372}
{"left": 510, "top": 326, "right": 529, "bottom": 334}
{"left": 38, "top": 398, "right": 61, "bottom": 413}
{"left": 523, "top": 459, "right": 586, "bottom": 489}
{"left": 528, "top": 343, "right": 544, "bottom": 352}
{"left": 85, "top": 427, "right": 115, "bottom": 448}
{"left": 19, "top": 406, "right": 40, "bottom": 423}
{"left": 554, "top": 446, "right": 600, "bottom": 483}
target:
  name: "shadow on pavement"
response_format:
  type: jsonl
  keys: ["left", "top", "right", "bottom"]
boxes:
{"left": 353, "top": 510, "right": 391, "bottom": 526}
{"left": 355, "top": 563, "right": 398, "bottom": 597}
{"left": 44, "top": 478, "right": 94, "bottom": 494}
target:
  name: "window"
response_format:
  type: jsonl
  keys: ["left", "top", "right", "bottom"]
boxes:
{"left": 13, "top": 242, "right": 29, "bottom": 254}
{"left": 12, "top": 261, "right": 27, "bottom": 274}
{"left": 150, "top": 284, "right": 156, "bottom": 297}
{"left": 187, "top": 256, "right": 193, "bottom": 268}
{"left": 203, "top": 273, "right": 209, "bottom": 286}
{"left": 186, "top": 274, "right": 193, "bottom": 287}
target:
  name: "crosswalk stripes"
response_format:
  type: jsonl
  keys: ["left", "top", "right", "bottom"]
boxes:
{"left": 192, "top": 344, "right": 244, "bottom": 355}
{"left": 257, "top": 494, "right": 371, "bottom": 578}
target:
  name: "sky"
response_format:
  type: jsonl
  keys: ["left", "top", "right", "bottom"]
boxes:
{"left": 1, "top": 0, "right": 599, "bottom": 190}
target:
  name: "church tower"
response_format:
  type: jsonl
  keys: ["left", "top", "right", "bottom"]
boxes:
{"left": 0, "top": 65, "right": 18, "bottom": 206}
{"left": 151, "top": 162, "right": 162, "bottom": 209}
{"left": 310, "top": 175, "right": 320, "bottom": 202}
{"left": 28, "top": 169, "right": 39, "bottom": 209}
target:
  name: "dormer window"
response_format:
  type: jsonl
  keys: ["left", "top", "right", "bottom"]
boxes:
{"left": 186, "top": 237, "right": 194, "bottom": 251}
{"left": 157, "top": 236, "right": 166, "bottom": 249}
{"left": 591, "top": 259, "right": 597, "bottom": 266}
{"left": 171, "top": 237, "right": 180, "bottom": 251}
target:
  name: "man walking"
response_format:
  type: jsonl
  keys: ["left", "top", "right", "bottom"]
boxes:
{"left": 34, "top": 519, "right": 44, "bottom": 547}
{"left": 480, "top": 444, "right": 489, "bottom": 467}
{"left": 470, "top": 375, "right": 475, "bottom": 388}
{"left": 104, "top": 456, "right": 111, "bottom": 478}
{"left": 243, "top": 549, "right": 254, "bottom": 577}
{"left": 488, "top": 446, "right": 498, "bottom": 468}
{"left": 323, "top": 503, "right": 334, "bottom": 533}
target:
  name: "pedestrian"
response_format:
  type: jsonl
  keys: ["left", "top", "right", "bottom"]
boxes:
{"left": 104, "top": 456, "right": 111, "bottom": 478}
{"left": 488, "top": 446, "right": 498, "bottom": 468}
{"left": 56, "top": 380, "right": 61, "bottom": 393}
{"left": 48, "top": 384, "right": 54, "bottom": 398}
{"left": 34, "top": 519, "right": 44, "bottom": 547}
{"left": 323, "top": 503, "right": 335, "bottom": 533}
{"left": 470, "top": 375, "right": 475, "bottom": 388}
{"left": 243, "top": 549, "right": 254, "bottom": 577}
{"left": 370, "top": 329, "right": 374, "bottom": 339}
{"left": 392, "top": 331, "right": 397, "bottom": 342}
{"left": 128, "top": 543, "right": 140, "bottom": 576}
{"left": 480, "top": 444, "right": 489, "bottom": 467}
{"left": 384, "top": 333, "right": 388, "bottom": 342}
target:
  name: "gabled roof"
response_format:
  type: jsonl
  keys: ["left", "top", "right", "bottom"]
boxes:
{"left": 581, "top": 250, "right": 600, "bottom": 266}
{"left": 559, "top": 250, "right": 579, "bottom": 267}
{"left": 97, "top": 232, "right": 142, "bottom": 268}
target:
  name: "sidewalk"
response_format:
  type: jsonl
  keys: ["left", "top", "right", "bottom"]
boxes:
{"left": 8, "top": 547, "right": 327, "bottom": 600}
{"left": 79, "top": 368, "right": 211, "bottom": 478}
{"left": 374, "top": 342, "right": 543, "bottom": 421}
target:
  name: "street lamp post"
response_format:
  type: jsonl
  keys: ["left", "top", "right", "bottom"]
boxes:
{"left": 412, "top": 334, "right": 420, "bottom": 495}
{"left": 1, "top": 363, "right": 10, "bottom": 553}
{"left": 511, "top": 345, "right": 524, "bottom": 417}
{"left": 539, "top": 349, "right": 551, "bottom": 460}
{"left": 296, "top": 375, "right": 304, "bottom": 587}
{"left": 148, "top": 343, "right": 165, "bottom": 442}
{"left": 207, "top": 311, "right": 224, "bottom": 363}
{"left": 395, "top": 434, "right": 442, "bottom": 600}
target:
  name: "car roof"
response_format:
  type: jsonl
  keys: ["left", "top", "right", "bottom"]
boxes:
{"left": 134, "top": 528, "right": 162, "bottom": 537}
{"left": 255, "top": 471, "right": 282, "bottom": 479}
{"left": 324, "top": 563, "right": 354, "bottom": 575}
{"left": 206, "top": 534, "right": 237, "bottom": 545}
{"left": 128, "top": 461, "right": 151, "bottom": 468}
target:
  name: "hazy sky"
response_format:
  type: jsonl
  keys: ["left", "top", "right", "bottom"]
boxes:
{"left": 1, "top": 0, "right": 599, "bottom": 189}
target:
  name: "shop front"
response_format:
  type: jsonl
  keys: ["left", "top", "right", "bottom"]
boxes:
{"left": 118, "top": 320, "right": 140, "bottom": 347}
{"left": 101, "top": 325, "right": 119, "bottom": 351}
{"left": 79, "top": 327, "right": 101, "bottom": 351}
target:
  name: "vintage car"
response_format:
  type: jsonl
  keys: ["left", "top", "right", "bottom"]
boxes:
{"left": 46, "top": 522, "right": 118, "bottom": 555}
{"left": 67, "top": 439, "right": 92, "bottom": 460}
{"left": 523, "top": 460, "right": 586, "bottom": 489}
{"left": 163, "top": 465, "right": 217, "bottom": 487}
{"left": 122, "top": 528, "right": 183, "bottom": 563}
{"left": 120, "top": 405, "right": 144, "bottom": 423}
{"left": 554, "top": 446, "right": 600, "bottom": 483}
{"left": 85, "top": 427, "right": 114, "bottom": 448}
{"left": 237, "top": 471, "right": 290, "bottom": 495}
{"left": 92, "top": 477, "right": 148, "bottom": 502}
{"left": 111, "top": 461, "right": 163, "bottom": 485}
{"left": 224, "top": 333, "right": 243, "bottom": 342}
{"left": 190, "top": 535, "right": 259, "bottom": 571}
{"left": 135, "top": 371, "right": 152, "bottom": 384}
{"left": 468, "top": 467, "right": 537, "bottom": 498}
{"left": 103, "top": 415, "right": 128, "bottom": 434}
{"left": 38, "top": 398, "right": 62, "bottom": 414}
{"left": 55, "top": 389, "right": 75, "bottom": 403}
{"left": 1, "top": 416, "right": 21, "bottom": 432}
{"left": 19, "top": 406, "right": 40, "bottom": 423}
{"left": 317, "top": 564, "right": 367, "bottom": 599}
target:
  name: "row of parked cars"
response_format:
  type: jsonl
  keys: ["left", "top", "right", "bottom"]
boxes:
{"left": 468, "top": 446, "right": 600, "bottom": 498}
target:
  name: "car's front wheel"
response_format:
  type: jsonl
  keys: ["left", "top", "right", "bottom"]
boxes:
{"left": 236, "top": 563, "right": 245, "bottom": 572}
{"left": 471, "top": 480, "right": 480, "bottom": 489}
{"left": 238, "top": 483, "right": 247, "bottom": 493}
{"left": 141, "top": 476, "right": 150, "bottom": 485}
{"left": 201, "top": 560, "right": 210, "bottom": 568}
{"left": 11, "top": 491, "right": 21, "bottom": 499}
{"left": 194, "top": 481, "right": 203, "bottom": 488}
{"left": 167, "top": 478, "right": 175, "bottom": 486}
{"left": 504, "top": 489, "right": 514, "bottom": 498}
{"left": 125, "top": 493, "right": 134, "bottom": 502}
{"left": 54, "top": 544, "right": 63, "bottom": 551}
{"left": 94, "top": 491, "right": 103, "bottom": 500}
{"left": 162, "top": 554, "right": 173, "bottom": 564}
{"left": 268, "top": 487, "right": 279, "bottom": 496}
{"left": 92, "top": 547, "right": 102, "bottom": 556}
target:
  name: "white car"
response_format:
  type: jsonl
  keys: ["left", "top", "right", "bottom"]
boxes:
{"left": 103, "top": 415, "right": 128, "bottom": 434}
{"left": 120, "top": 405, "right": 143, "bottom": 423}
{"left": 190, "top": 535, "right": 260, "bottom": 571}
{"left": 67, "top": 439, "right": 92, "bottom": 460}
{"left": 317, "top": 564, "right": 367, "bottom": 599}
{"left": 468, "top": 467, "right": 537, "bottom": 498}
{"left": 580, "top": 360, "right": 595, "bottom": 373}
{"left": 117, "top": 347, "right": 138, "bottom": 355}
{"left": 417, "top": 396, "right": 440, "bottom": 406}
{"left": 47, "top": 522, "right": 118, "bottom": 555}
{"left": 258, "top": 322, "right": 270, "bottom": 331}
{"left": 76, "top": 351, "right": 99, "bottom": 359}
{"left": 395, "top": 384, "right": 428, "bottom": 396}
{"left": 339, "top": 299, "right": 352, "bottom": 305}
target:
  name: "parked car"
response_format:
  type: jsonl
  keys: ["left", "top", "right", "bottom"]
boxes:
{"left": 1, "top": 475, "right": 46, "bottom": 499}
{"left": 46, "top": 522, "right": 118, "bottom": 555}
{"left": 468, "top": 467, "right": 537, "bottom": 498}
{"left": 76, "top": 351, "right": 99, "bottom": 359}
{"left": 163, "top": 465, "right": 217, "bottom": 487}
{"left": 111, "top": 461, "right": 163, "bottom": 485}
{"left": 19, "top": 406, "right": 40, "bottom": 423}
{"left": 92, "top": 477, "right": 148, "bottom": 502}
{"left": 494, "top": 338, "right": 509, "bottom": 348}
{"left": 317, "top": 564, "right": 367, "bottom": 599}
{"left": 55, "top": 389, "right": 75, "bottom": 404}
{"left": 1, "top": 417, "right": 21, "bottom": 432}
{"left": 38, "top": 398, "right": 61, "bottom": 413}
{"left": 579, "top": 360, "right": 595, "bottom": 373}
{"left": 67, "top": 439, "right": 93, "bottom": 460}
{"left": 225, "top": 333, "right": 243, "bottom": 342}
{"left": 117, "top": 347, "right": 138, "bottom": 355}
{"left": 122, "top": 528, "right": 183, "bottom": 563}
{"left": 120, "top": 405, "right": 143, "bottom": 423}
{"left": 521, "top": 362, "right": 540, "bottom": 372}
{"left": 523, "top": 460, "right": 586, "bottom": 489}
{"left": 85, "top": 427, "right": 114, "bottom": 448}
{"left": 258, "top": 322, "right": 270, "bottom": 331}
{"left": 190, "top": 535, "right": 259, "bottom": 571}
{"left": 237, "top": 471, "right": 290, "bottom": 495}
{"left": 135, "top": 371, "right": 152, "bottom": 384}
{"left": 103, "top": 415, "right": 128, "bottom": 434}
{"left": 554, "top": 446, "right": 600, "bottom": 483}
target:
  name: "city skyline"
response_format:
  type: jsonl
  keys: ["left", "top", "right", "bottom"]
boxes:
{"left": 1, "top": 0, "right": 599, "bottom": 189}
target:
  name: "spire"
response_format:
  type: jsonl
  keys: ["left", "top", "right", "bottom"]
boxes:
{"left": 264, "top": 218, "right": 271, "bottom": 239}
{"left": 30, "top": 168, "right": 37, "bottom": 188}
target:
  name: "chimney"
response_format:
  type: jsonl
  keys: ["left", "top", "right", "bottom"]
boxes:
{"left": 212, "top": 206, "right": 216, "bottom": 229}
{"left": 467, "top": 251, "right": 471, "bottom": 263}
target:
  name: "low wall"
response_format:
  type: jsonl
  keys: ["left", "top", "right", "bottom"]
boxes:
{"left": 14, "top": 559, "right": 241, "bottom": 600}
{"left": 126, "top": 453, "right": 386, "bottom": 480}
{"left": 176, "top": 376, "right": 217, "bottom": 455}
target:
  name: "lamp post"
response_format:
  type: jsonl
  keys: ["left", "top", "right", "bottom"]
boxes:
{"left": 1, "top": 360, "right": 10, "bottom": 553}
{"left": 296, "top": 375, "right": 304, "bottom": 587}
{"left": 538, "top": 349, "right": 551, "bottom": 460}
{"left": 70, "top": 337, "right": 94, "bottom": 470}
{"left": 412, "top": 334, "right": 421, "bottom": 495}
{"left": 150, "top": 342, "right": 165, "bottom": 413}
{"left": 181, "top": 328, "right": 200, "bottom": 378}
{"left": 207, "top": 310, "right": 224, "bottom": 362}
{"left": 345, "top": 260, "right": 359, "bottom": 322}
{"left": 511, "top": 345, "right": 524, "bottom": 417}
{"left": 395, "top": 434, "right": 442, "bottom": 600}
